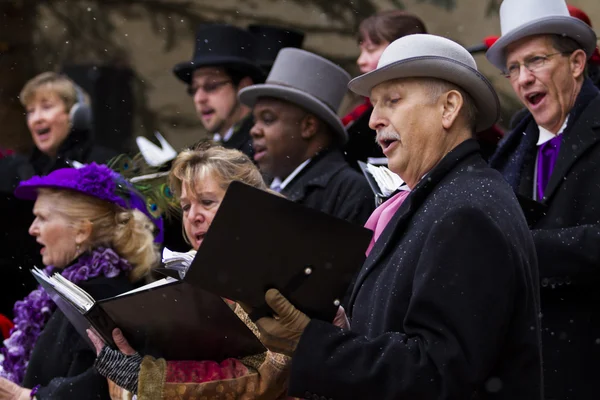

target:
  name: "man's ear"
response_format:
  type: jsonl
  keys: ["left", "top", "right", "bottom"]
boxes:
{"left": 441, "top": 90, "right": 463, "bottom": 130}
{"left": 237, "top": 76, "right": 254, "bottom": 91}
{"left": 75, "top": 220, "right": 93, "bottom": 247}
{"left": 300, "top": 114, "right": 319, "bottom": 140}
{"left": 570, "top": 49, "right": 587, "bottom": 79}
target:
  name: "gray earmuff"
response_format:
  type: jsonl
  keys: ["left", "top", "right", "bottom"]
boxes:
{"left": 69, "top": 84, "right": 93, "bottom": 132}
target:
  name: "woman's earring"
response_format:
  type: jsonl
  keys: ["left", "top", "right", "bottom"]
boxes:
{"left": 76, "top": 243, "right": 81, "bottom": 254}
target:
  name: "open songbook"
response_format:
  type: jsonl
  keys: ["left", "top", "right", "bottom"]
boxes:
{"left": 32, "top": 181, "right": 371, "bottom": 360}
{"left": 32, "top": 268, "right": 175, "bottom": 314}
{"left": 31, "top": 268, "right": 265, "bottom": 361}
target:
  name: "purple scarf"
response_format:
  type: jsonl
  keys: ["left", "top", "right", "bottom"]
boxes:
{"left": 0, "top": 247, "right": 132, "bottom": 384}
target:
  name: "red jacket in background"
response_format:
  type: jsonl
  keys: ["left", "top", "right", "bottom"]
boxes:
{"left": 0, "top": 313, "right": 14, "bottom": 339}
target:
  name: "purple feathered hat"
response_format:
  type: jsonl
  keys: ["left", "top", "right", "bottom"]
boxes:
{"left": 14, "top": 163, "right": 164, "bottom": 243}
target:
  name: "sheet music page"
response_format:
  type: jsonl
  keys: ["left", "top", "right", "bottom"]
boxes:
{"left": 366, "top": 163, "right": 404, "bottom": 197}
{"left": 114, "top": 276, "right": 177, "bottom": 297}
{"left": 162, "top": 248, "right": 196, "bottom": 278}
{"left": 32, "top": 268, "right": 95, "bottom": 312}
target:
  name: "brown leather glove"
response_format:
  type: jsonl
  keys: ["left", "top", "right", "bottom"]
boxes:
{"left": 254, "top": 289, "right": 310, "bottom": 357}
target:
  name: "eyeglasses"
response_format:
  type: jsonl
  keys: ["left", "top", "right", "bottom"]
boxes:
{"left": 503, "top": 52, "right": 566, "bottom": 80}
{"left": 187, "top": 80, "right": 232, "bottom": 96}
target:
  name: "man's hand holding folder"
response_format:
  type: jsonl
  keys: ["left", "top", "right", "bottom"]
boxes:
{"left": 244, "top": 289, "right": 350, "bottom": 357}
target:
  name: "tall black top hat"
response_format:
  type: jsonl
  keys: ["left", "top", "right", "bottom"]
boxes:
{"left": 248, "top": 24, "right": 305, "bottom": 71}
{"left": 173, "top": 24, "right": 266, "bottom": 85}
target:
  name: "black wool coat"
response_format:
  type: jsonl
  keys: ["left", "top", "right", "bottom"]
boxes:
{"left": 280, "top": 149, "right": 375, "bottom": 226}
{"left": 22, "top": 275, "right": 133, "bottom": 399}
{"left": 490, "top": 80, "right": 600, "bottom": 400}
{"left": 288, "top": 139, "right": 543, "bottom": 400}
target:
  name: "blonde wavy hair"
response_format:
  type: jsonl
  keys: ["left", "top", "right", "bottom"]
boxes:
{"left": 169, "top": 144, "right": 268, "bottom": 200}
{"left": 38, "top": 188, "right": 160, "bottom": 281}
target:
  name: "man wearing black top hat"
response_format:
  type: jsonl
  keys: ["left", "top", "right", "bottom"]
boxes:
{"left": 173, "top": 24, "right": 265, "bottom": 159}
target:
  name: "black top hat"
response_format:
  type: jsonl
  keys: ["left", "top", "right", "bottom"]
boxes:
{"left": 248, "top": 24, "right": 305, "bottom": 70}
{"left": 173, "top": 24, "right": 266, "bottom": 85}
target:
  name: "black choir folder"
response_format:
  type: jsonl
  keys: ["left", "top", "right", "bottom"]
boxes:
{"left": 186, "top": 181, "right": 373, "bottom": 322}
{"left": 32, "top": 181, "right": 371, "bottom": 361}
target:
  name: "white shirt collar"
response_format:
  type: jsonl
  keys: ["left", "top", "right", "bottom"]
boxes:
{"left": 270, "top": 158, "right": 312, "bottom": 191}
{"left": 222, "top": 126, "right": 235, "bottom": 142}
{"left": 537, "top": 116, "right": 569, "bottom": 146}
{"left": 212, "top": 126, "right": 235, "bottom": 143}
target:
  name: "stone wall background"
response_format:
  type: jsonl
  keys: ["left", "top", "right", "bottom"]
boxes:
{"left": 1, "top": 0, "right": 598, "bottom": 153}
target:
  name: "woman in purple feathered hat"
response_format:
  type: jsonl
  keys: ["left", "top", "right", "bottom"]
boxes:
{"left": 0, "top": 163, "right": 161, "bottom": 400}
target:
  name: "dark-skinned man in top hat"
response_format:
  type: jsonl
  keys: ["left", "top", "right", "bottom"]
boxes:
{"left": 239, "top": 48, "right": 374, "bottom": 225}
{"left": 173, "top": 24, "right": 265, "bottom": 159}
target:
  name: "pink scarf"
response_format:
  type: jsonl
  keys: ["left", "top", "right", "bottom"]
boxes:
{"left": 364, "top": 191, "right": 411, "bottom": 256}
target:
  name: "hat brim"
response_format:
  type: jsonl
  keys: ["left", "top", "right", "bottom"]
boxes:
{"left": 486, "top": 16, "right": 597, "bottom": 71}
{"left": 348, "top": 56, "right": 500, "bottom": 132}
{"left": 239, "top": 84, "right": 348, "bottom": 144}
{"left": 173, "top": 56, "right": 266, "bottom": 84}
{"left": 13, "top": 183, "right": 42, "bottom": 201}
{"left": 14, "top": 168, "right": 166, "bottom": 243}
{"left": 14, "top": 175, "right": 82, "bottom": 201}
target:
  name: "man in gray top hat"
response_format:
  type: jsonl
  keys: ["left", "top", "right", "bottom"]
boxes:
{"left": 486, "top": 0, "right": 600, "bottom": 398}
{"left": 239, "top": 48, "right": 374, "bottom": 225}
{"left": 248, "top": 35, "right": 542, "bottom": 399}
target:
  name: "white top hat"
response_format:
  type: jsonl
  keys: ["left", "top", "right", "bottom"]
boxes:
{"left": 486, "top": 0, "right": 597, "bottom": 71}
{"left": 348, "top": 34, "right": 500, "bottom": 132}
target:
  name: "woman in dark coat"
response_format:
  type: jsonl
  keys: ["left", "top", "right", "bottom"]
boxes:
{"left": 0, "top": 163, "right": 161, "bottom": 399}
{"left": 2, "top": 72, "right": 116, "bottom": 188}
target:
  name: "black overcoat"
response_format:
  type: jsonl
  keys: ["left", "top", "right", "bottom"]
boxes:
{"left": 281, "top": 149, "right": 374, "bottom": 226}
{"left": 288, "top": 139, "right": 543, "bottom": 400}
{"left": 490, "top": 80, "right": 600, "bottom": 399}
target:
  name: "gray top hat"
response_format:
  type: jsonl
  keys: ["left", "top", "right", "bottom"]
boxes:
{"left": 349, "top": 34, "right": 500, "bottom": 132}
{"left": 238, "top": 48, "right": 351, "bottom": 144}
{"left": 486, "top": 0, "right": 597, "bottom": 71}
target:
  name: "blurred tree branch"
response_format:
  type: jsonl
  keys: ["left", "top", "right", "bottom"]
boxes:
{"left": 2, "top": 0, "right": 507, "bottom": 151}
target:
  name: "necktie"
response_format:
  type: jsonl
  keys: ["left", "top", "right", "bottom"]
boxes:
{"left": 536, "top": 134, "right": 562, "bottom": 201}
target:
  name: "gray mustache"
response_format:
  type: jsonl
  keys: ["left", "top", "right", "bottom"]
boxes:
{"left": 375, "top": 129, "right": 401, "bottom": 144}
